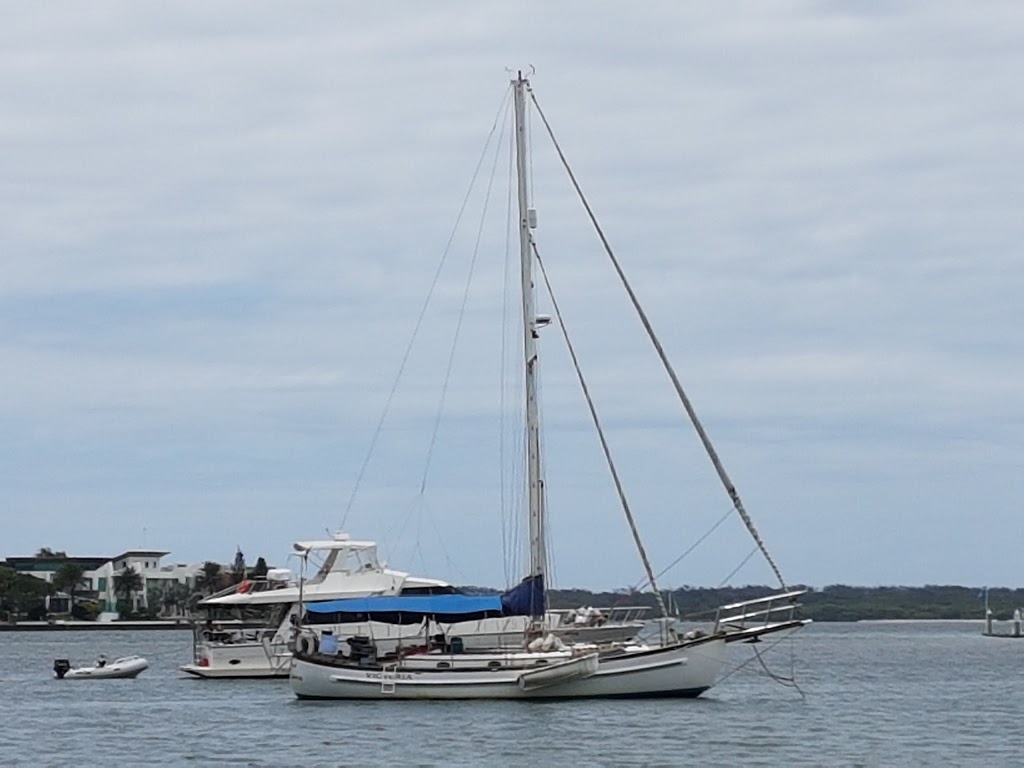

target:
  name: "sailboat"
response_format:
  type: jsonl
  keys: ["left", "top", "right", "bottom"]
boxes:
{"left": 288, "top": 73, "right": 808, "bottom": 700}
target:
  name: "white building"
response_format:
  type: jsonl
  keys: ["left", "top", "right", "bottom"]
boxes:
{"left": 2, "top": 549, "right": 204, "bottom": 616}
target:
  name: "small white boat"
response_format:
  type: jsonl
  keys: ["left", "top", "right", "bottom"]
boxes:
{"left": 54, "top": 656, "right": 149, "bottom": 680}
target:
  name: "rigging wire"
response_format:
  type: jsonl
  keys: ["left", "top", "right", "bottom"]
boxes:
{"left": 528, "top": 89, "right": 787, "bottom": 590}
{"left": 500, "top": 127, "right": 527, "bottom": 588}
{"left": 390, "top": 494, "right": 472, "bottom": 585}
{"left": 499, "top": 108, "right": 516, "bottom": 588}
{"left": 527, "top": 88, "right": 535, "bottom": 211}
{"left": 751, "top": 637, "right": 806, "bottom": 700}
{"left": 418, "top": 96, "right": 511, "bottom": 493}
{"left": 535, "top": 369, "right": 554, "bottom": 586}
{"left": 414, "top": 511, "right": 426, "bottom": 577}
{"left": 718, "top": 545, "right": 759, "bottom": 587}
{"left": 713, "top": 630, "right": 807, "bottom": 700}
{"left": 382, "top": 497, "right": 420, "bottom": 563}
{"left": 424, "top": 499, "right": 471, "bottom": 584}
{"left": 535, "top": 245, "right": 669, "bottom": 620}
{"left": 631, "top": 503, "right": 735, "bottom": 593}
{"left": 338, "top": 85, "right": 513, "bottom": 530}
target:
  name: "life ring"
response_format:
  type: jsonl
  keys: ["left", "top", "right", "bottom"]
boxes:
{"left": 297, "top": 634, "right": 317, "bottom": 657}
{"left": 237, "top": 580, "right": 253, "bottom": 594}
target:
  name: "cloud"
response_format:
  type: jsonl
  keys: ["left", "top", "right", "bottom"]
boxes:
{"left": 1, "top": 1, "right": 1021, "bottom": 589}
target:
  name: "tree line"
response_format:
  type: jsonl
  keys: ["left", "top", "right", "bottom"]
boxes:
{"left": 544, "top": 584, "right": 1023, "bottom": 622}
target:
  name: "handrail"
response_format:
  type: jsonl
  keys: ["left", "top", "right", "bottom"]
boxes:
{"left": 716, "top": 590, "right": 807, "bottom": 613}
{"left": 713, "top": 590, "right": 807, "bottom": 635}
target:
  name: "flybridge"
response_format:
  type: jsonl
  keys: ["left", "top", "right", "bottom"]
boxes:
{"left": 292, "top": 537, "right": 379, "bottom": 553}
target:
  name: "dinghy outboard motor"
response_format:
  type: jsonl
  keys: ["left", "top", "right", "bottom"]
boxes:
{"left": 53, "top": 659, "right": 71, "bottom": 679}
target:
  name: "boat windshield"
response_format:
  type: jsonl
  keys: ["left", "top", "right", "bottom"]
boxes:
{"left": 315, "top": 545, "right": 380, "bottom": 578}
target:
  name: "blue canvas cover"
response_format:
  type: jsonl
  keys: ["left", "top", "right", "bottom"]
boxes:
{"left": 305, "top": 594, "right": 505, "bottom": 624}
{"left": 499, "top": 573, "right": 545, "bottom": 617}
{"left": 305, "top": 574, "right": 546, "bottom": 625}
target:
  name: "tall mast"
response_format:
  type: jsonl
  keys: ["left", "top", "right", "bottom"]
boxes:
{"left": 513, "top": 72, "right": 546, "bottom": 620}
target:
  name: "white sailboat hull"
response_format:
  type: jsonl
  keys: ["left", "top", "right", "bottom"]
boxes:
{"left": 182, "top": 614, "right": 643, "bottom": 679}
{"left": 289, "top": 637, "right": 727, "bottom": 700}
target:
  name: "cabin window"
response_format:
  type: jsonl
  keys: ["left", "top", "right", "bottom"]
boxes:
{"left": 534, "top": 660, "right": 549, "bottom": 666}
{"left": 487, "top": 661, "right": 501, "bottom": 669}
{"left": 436, "top": 662, "right": 451, "bottom": 669}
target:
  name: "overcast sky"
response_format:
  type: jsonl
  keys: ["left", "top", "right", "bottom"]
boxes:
{"left": 2, "top": 2, "right": 1021, "bottom": 591}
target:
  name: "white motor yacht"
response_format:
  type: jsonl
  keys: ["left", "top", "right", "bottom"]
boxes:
{"left": 181, "top": 534, "right": 448, "bottom": 678}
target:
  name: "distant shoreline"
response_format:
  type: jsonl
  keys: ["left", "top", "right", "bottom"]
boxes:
{"left": 0, "top": 617, "right": 1003, "bottom": 632}
{"left": 5, "top": 583, "right": 1021, "bottom": 629}
{"left": 856, "top": 619, "right": 983, "bottom": 624}
{"left": 0, "top": 620, "right": 194, "bottom": 632}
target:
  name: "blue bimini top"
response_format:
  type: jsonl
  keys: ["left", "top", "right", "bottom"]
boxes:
{"left": 304, "top": 574, "right": 545, "bottom": 625}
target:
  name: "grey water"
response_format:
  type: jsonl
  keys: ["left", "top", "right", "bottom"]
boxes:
{"left": 0, "top": 622, "right": 1018, "bottom": 767}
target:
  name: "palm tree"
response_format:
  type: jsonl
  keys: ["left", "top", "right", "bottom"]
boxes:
{"left": 52, "top": 562, "right": 87, "bottom": 612}
{"left": 159, "top": 582, "right": 192, "bottom": 618}
{"left": 158, "top": 584, "right": 176, "bottom": 616}
{"left": 196, "top": 561, "right": 224, "bottom": 596}
{"left": 251, "top": 557, "right": 269, "bottom": 580}
{"left": 35, "top": 547, "right": 67, "bottom": 559}
{"left": 113, "top": 566, "right": 143, "bottom": 616}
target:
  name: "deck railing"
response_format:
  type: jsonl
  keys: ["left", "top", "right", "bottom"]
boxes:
{"left": 548, "top": 606, "right": 650, "bottom": 627}
{"left": 713, "top": 590, "right": 807, "bottom": 635}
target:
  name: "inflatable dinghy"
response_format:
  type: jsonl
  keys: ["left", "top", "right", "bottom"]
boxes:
{"left": 53, "top": 656, "right": 149, "bottom": 680}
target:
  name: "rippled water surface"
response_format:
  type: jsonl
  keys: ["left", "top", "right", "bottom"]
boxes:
{"left": 0, "top": 622, "right": 1018, "bottom": 766}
